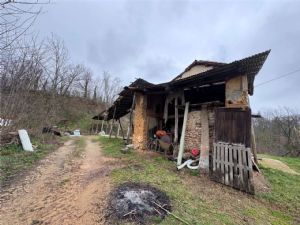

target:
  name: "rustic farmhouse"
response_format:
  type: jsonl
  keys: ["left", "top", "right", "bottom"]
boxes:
{"left": 95, "top": 50, "right": 270, "bottom": 193}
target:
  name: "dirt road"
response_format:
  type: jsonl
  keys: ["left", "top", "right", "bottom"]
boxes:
{"left": 0, "top": 136, "right": 117, "bottom": 225}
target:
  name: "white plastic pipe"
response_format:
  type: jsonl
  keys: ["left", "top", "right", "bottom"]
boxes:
{"left": 177, "top": 159, "right": 200, "bottom": 170}
{"left": 177, "top": 102, "right": 189, "bottom": 166}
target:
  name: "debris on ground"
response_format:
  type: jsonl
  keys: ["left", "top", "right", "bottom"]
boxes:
{"left": 0, "top": 132, "right": 20, "bottom": 146}
{"left": 121, "top": 144, "right": 133, "bottom": 153}
{"left": 18, "top": 129, "right": 33, "bottom": 151}
{"left": 106, "top": 182, "right": 171, "bottom": 224}
{"left": 259, "top": 158, "right": 299, "bottom": 175}
{"left": 253, "top": 171, "right": 270, "bottom": 193}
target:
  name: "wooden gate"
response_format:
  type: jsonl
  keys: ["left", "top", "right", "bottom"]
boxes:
{"left": 211, "top": 108, "right": 254, "bottom": 194}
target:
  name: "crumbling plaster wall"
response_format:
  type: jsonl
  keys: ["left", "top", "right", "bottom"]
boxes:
{"left": 225, "top": 75, "right": 249, "bottom": 108}
{"left": 177, "top": 65, "right": 213, "bottom": 80}
{"left": 132, "top": 93, "right": 148, "bottom": 150}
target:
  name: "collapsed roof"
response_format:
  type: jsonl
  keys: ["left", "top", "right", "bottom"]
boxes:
{"left": 94, "top": 50, "right": 270, "bottom": 121}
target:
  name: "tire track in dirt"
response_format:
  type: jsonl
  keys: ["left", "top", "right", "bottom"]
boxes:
{"left": 0, "top": 136, "right": 119, "bottom": 225}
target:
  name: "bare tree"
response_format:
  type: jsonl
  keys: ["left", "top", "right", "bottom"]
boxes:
{"left": 61, "top": 64, "right": 85, "bottom": 96}
{"left": 254, "top": 107, "right": 300, "bottom": 156}
{"left": 78, "top": 68, "right": 92, "bottom": 98}
{"left": 45, "top": 34, "right": 69, "bottom": 93}
{"left": 0, "top": 0, "right": 48, "bottom": 50}
{"left": 100, "top": 71, "right": 122, "bottom": 107}
{"left": 272, "top": 107, "right": 300, "bottom": 155}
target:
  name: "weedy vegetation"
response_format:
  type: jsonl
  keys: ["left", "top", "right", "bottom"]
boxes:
{"left": 99, "top": 137, "right": 298, "bottom": 225}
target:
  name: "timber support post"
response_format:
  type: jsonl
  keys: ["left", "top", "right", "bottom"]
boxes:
{"left": 126, "top": 93, "right": 136, "bottom": 144}
{"left": 251, "top": 121, "right": 258, "bottom": 164}
{"left": 174, "top": 97, "right": 178, "bottom": 143}
{"left": 101, "top": 119, "right": 104, "bottom": 132}
{"left": 109, "top": 105, "right": 117, "bottom": 138}
{"left": 119, "top": 119, "right": 125, "bottom": 140}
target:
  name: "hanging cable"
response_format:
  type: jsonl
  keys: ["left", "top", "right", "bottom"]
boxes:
{"left": 255, "top": 68, "right": 300, "bottom": 87}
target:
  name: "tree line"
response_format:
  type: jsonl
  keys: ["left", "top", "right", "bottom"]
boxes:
{"left": 0, "top": 35, "right": 122, "bottom": 135}
{"left": 253, "top": 107, "right": 300, "bottom": 156}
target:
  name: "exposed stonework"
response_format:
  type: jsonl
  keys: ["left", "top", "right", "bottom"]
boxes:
{"left": 225, "top": 75, "right": 249, "bottom": 108}
{"left": 132, "top": 93, "right": 148, "bottom": 151}
{"left": 184, "top": 107, "right": 215, "bottom": 171}
{"left": 185, "top": 110, "right": 202, "bottom": 152}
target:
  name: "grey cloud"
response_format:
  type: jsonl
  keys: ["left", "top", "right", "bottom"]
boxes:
{"left": 32, "top": 0, "right": 300, "bottom": 111}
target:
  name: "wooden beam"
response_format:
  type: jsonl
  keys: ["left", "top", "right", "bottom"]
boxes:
{"left": 96, "top": 116, "right": 99, "bottom": 133}
{"left": 174, "top": 97, "right": 178, "bottom": 144}
{"left": 163, "top": 95, "right": 168, "bottom": 124}
{"left": 251, "top": 120, "right": 258, "bottom": 164}
{"left": 126, "top": 93, "right": 136, "bottom": 144}
{"left": 100, "top": 119, "right": 104, "bottom": 132}
{"left": 119, "top": 119, "right": 125, "bottom": 140}
{"left": 109, "top": 105, "right": 117, "bottom": 138}
{"left": 116, "top": 123, "right": 120, "bottom": 138}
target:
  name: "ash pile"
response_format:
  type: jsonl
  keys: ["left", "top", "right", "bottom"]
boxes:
{"left": 106, "top": 183, "right": 171, "bottom": 224}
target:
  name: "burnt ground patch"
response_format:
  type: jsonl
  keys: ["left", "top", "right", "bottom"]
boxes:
{"left": 106, "top": 182, "right": 171, "bottom": 224}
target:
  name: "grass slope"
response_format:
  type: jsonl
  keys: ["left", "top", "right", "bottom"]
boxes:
{"left": 0, "top": 136, "right": 62, "bottom": 184}
{"left": 258, "top": 154, "right": 300, "bottom": 219}
{"left": 99, "top": 137, "right": 296, "bottom": 225}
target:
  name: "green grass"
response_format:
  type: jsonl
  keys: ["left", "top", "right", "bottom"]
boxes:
{"left": 66, "top": 114, "right": 94, "bottom": 134}
{"left": 258, "top": 154, "right": 300, "bottom": 173}
{"left": 72, "top": 137, "right": 86, "bottom": 158}
{"left": 258, "top": 156, "right": 300, "bottom": 218}
{"left": 99, "top": 137, "right": 295, "bottom": 225}
{"left": 0, "top": 137, "right": 61, "bottom": 184}
{"left": 99, "top": 136, "right": 132, "bottom": 158}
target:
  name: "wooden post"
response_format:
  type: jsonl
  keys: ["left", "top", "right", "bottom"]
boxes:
{"left": 119, "top": 119, "right": 125, "bottom": 140}
{"left": 105, "top": 120, "right": 109, "bottom": 134}
{"left": 101, "top": 119, "right": 104, "bottom": 132}
{"left": 90, "top": 120, "right": 93, "bottom": 134}
{"left": 126, "top": 93, "right": 136, "bottom": 144}
{"left": 109, "top": 105, "right": 117, "bottom": 138}
{"left": 163, "top": 95, "right": 169, "bottom": 124}
{"left": 251, "top": 121, "right": 258, "bottom": 164}
{"left": 177, "top": 102, "right": 189, "bottom": 166}
{"left": 96, "top": 116, "right": 99, "bottom": 133}
{"left": 115, "top": 123, "right": 120, "bottom": 138}
{"left": 174, "top": 97, "right": 178, "bottom": 143}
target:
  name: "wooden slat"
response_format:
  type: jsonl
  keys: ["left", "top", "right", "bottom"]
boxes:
{"left": 212, "top": 142, "right": 254, "bottom": 194}
{"left": 215, "top": 108, "right": 251, "bottom": 147}
{"left": 228, "top": 144, "right": 233, "bottom": 187}
{"left": 224, "top": 144, "right": 229, "bottom": 185}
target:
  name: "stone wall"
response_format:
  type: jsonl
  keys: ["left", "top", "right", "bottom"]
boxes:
{"left": 184, "top": 107, "right": 216, "bottom": 172}
{"left": 132, "top": 93, "right": 148, "bottom": 150}
{"left": 184, "top": 108, "right": 216, "bottom": 152}
{"left": 185, "top": 110, "right": 202, "bottom": 151}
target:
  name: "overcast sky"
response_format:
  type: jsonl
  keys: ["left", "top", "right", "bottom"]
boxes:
{"left": 32, "top": 0, "right": 300, "bottom": 112}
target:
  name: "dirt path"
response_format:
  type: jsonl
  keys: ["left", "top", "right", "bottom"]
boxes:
{"left": 0, "top": 136, "right": 118, "bottom": 225}
{"left": 259, "top": 158, "right": 299, "bottom": 175}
